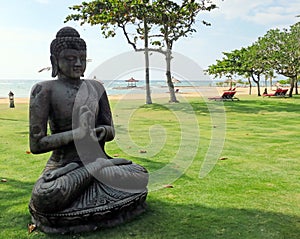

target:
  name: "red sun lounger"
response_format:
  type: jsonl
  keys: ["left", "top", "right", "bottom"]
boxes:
{"left": 208, "top": 91, "right": 239, "bottom": 101}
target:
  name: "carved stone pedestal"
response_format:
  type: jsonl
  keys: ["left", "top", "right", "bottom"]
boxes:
{"left": 30, "top": 189, "right": 147, "bottom": 234}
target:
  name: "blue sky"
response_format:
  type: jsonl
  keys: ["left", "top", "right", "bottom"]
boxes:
{"left": 0, "top": 0, "right": 299, "bottom": 80}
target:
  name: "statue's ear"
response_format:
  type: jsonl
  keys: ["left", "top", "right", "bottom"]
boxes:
{"left": 81, "top": 65, "right": 86, "bottom": 77}
{"left": 50, "top": 55, "right": 58, "bottom": 77}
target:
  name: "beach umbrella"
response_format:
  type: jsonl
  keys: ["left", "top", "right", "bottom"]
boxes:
{"left": 125, "top": 77, "right": 139, "bottom": 87}
{"left": 171, "top": 77, "right": 181, "bottom": 84}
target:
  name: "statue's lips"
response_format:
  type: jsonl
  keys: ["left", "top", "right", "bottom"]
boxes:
{"left": 73, "top": 68, "right": 83, "bottom": 73}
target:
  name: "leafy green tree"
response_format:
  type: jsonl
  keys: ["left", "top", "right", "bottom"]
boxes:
{"left": 206, "top": 53, "right": 238, "bottom": 78}
{"left": 66, "top": 0, "right": 219, "bottom": 103}
{"left": 208, "top": 38, "right": 282, "bottom": 96}
{"left": 207, "top": 46, "right": 267, "bottom": 96}
{"left": 208, "top": 22, "right": 300, "bottom": 97}
{"left": 258, "top": 23, "right": 300, "bottom": 97}
{"left": 243, "top": 43, "right": 275, "bottom": 96}
{"left": 148, "top": 0, "right": 218, "bottom": 102}
{"left": 66, "top": 0, "right": 154, "bottom": 104}
{"left": 278, "top": 79, "right": 289, "bottom": 85}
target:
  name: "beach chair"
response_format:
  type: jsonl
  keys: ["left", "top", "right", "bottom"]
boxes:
{"left": 280, "top": 89, "right": 288, "bottom": 97}
{"left": 208, "top": 91, "right": 239, "bottom": 101}
{"left": 263, "top": 88, "right": 288, "bottom": 97}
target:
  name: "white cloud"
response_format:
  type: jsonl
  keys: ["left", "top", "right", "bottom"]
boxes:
{"left": 212, "top": 0, "right": 300, "bottom": 28}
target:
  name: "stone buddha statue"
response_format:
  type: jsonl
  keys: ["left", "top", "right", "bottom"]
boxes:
{"left": 28, "top": 27, "right": 148, "bottom": 234}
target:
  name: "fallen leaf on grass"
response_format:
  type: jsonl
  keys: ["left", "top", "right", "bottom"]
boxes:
{"left": 219, "top": 157, "right": 228, "bottom": 160}
{"left": 163, "top": 184, "right": 174, "bottom": 188}
{"left": 28, "top": 223, "right": 36, "bottom": 234}
{"left": 25, "top": 150, "right": 31, "bottom": 154}
{"left": 113, "top": 154, "right": 119, "bottom": 157}
{"left": 139, "top": 150, "right": 147, "bottom": 153}
{"left": 1, "top": 179, "right": 7, "bottom": 182}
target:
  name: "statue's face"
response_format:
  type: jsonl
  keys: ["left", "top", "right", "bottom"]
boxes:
{"left": 58, "top": 49, "right": 86, "bottom": 79}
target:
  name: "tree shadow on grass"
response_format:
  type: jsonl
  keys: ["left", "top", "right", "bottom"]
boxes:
{"left": 112, "top": 95, "right": 300, "bottom": 115}
{"left": 223, "top": 99, "right": 300, "bottom": 114}
{"left": 134, "top": 98, "right": 300, "bottom": 116}
{"left": 1, "top": 179, "right": 299, "bottom": 239}
{"left": 0, "top": 117, "right": 28, "bottom": 122}
{"left": 112, "top": 98, "right": 211, "bottom": 117}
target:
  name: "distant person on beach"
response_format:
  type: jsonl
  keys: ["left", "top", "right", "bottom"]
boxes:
{"left": 28, "top": 26, "right": 148, "bottom": 233}
{"left": 8, "top": 91, "right": 14, "bottom": 108}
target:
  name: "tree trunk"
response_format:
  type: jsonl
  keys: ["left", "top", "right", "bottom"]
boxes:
{"left": 251, "top": 74, "right": 261, "bottom": 96}
{"left": 257, "top": 81, "right": 261, "bottom": 96}
{"left": 144, "top": 20, "right": 152, "bottom": 104}
{"left": 294, "top": 80, "right": 298, "bottom": 95}
{"left": 289, "top": 77, "right": 295, "bottom": 97}
{"left": 166, "top": 49, "right": 178, "bottom": 103}
{"left": 248, "top": 77, "right": 252, "bottom": 95}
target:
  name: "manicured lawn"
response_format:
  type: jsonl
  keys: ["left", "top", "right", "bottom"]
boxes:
{"left": 0, "top": 94, "right": 299, "bottom": 239}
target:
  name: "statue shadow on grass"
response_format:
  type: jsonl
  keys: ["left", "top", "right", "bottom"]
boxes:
{"left": 1, "top": 179, "right": 299, "bottom": 238}
{"left": 79, "top": 199, "right": 300, "bottom": 239}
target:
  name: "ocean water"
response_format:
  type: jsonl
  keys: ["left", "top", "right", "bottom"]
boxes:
{"left": 0, "top": 79, "right": 214, "bottom": 98}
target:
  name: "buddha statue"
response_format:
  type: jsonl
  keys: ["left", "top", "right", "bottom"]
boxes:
{"left": 28, "top": 27, "right": 148, "bottom": 234}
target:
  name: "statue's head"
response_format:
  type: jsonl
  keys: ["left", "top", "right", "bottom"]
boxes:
{"left": 50, "top": 27, "right": 87, "bottom": 78}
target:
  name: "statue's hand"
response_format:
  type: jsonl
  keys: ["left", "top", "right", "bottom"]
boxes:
{"left": 90, "top": 127, "right": 106, "bottom": 142}
{"left": 43, "top": 162, "right": 80, "bottom": 182}
{"left": 77, "top": 105, "right": 93, "bottom": 138}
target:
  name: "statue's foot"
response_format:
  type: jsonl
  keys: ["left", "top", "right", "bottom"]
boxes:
{"left": 93, "top": 158, "right": 132, "bottom": 169}
{"left": 110, "top": 158, "right": 132, "bottom": 166}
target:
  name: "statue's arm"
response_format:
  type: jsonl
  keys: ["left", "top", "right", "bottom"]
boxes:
{"left": 31, "top": 128, "right": 84, "bottom": 154}
{"left": 95, "top": 83, "right": 115, "bottom": 142}
{"left": 29, "top": 84, "right": 88, "bottom": 154}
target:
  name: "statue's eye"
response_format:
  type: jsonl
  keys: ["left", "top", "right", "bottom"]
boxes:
{"left": 65, "top": 56, "right": 76, "bottom": 61}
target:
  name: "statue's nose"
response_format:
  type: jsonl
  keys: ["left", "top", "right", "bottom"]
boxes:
{"left": 75, "top": 57, "right": 83, "bottom": 66}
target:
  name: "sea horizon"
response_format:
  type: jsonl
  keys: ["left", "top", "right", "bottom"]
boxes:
{"left": 0, "top": 78, "right": 218, "bottom": 98}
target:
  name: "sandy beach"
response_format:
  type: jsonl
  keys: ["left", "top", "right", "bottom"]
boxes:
{"left": 0, "top": 97, "right": 30, "bottom": 104}
{"left": 160, "top": 86, "right": 259, "bottom": 99}
{"left": 0, "top": 86, "right": 263, "bottom": 105}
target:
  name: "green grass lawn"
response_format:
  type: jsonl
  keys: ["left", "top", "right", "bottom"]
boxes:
{"left": 0, "top": 94, "right": 299, "bottom": 239}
